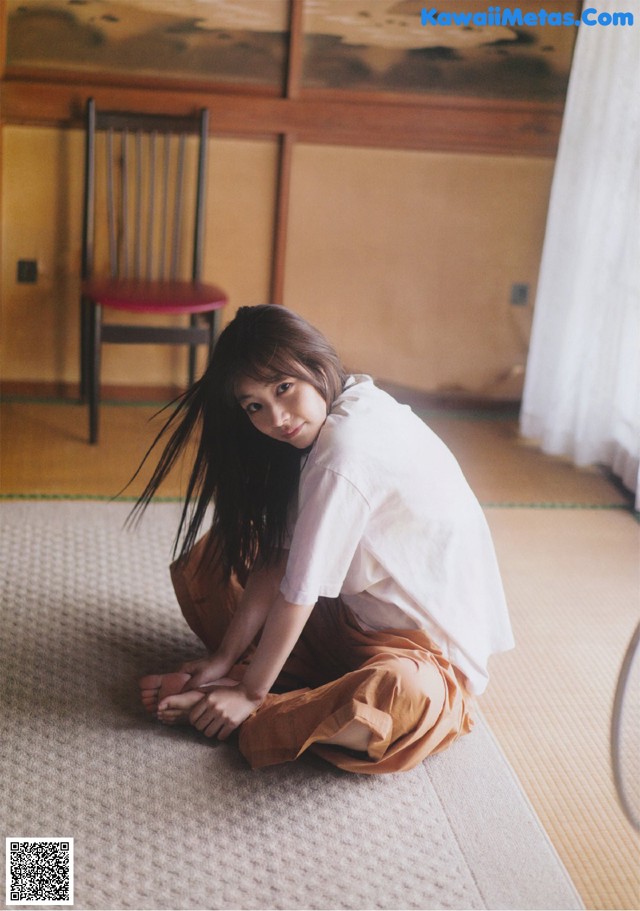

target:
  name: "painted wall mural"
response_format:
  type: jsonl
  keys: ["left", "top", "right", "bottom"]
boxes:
{"left": 6, "top": 0, "right": 289, "bottom": 86}
{"left": 302, "top": 0, "right": 578, "bottom": 98}
{"left": 7, "top": 0, "right": 577, "bottom": 100}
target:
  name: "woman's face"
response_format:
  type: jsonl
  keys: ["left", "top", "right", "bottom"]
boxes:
{"left": 235, "top": 374, "right": 328, "bottom": 449}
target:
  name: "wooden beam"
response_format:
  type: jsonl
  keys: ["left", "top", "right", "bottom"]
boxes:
{"left": 270, "top": 0, "right": 304, "bottom": 305}
{"left": 285, "top": 0, "right": 305, "bottom": 101}
{"left": 270, "top": 132, "right": 295, "bottom": 305}
{"left": 1, "top": 71, "right": 564, "bottom": 157}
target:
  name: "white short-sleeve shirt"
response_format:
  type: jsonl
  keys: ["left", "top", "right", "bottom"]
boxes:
{"left": 280, "top": 376, "right": 514, "bottom": 695}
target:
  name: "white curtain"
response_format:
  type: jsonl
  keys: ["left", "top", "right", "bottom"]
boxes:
{"left": 520, "top": 10, "right": 640, "bottom": 509}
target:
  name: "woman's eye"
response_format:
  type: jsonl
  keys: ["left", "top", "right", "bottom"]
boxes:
{"left": 246, "top": 403, "right": 260, "bottom": 415}
{"left": 277, "top": 382, "right": 292, "bottom": 395}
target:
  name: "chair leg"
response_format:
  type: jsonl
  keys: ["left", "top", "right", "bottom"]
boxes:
{"left": 188, "top": 313, "right": 198, "bottom": 387}
{"left": 208, "top": 310, "right": 218, "bottom": 365}
{"left": 80, "top": 296, "right": 89, "bottom": 402}
{"left": 87, "top": 302, "right": 102, "bottom": 444}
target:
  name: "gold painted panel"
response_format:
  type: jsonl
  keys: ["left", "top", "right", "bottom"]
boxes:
{"left": 302, "top": 0, "right": 578, "bottom": 99}
{"left": 6, "top": 0, "right": 289, "bottom": 86}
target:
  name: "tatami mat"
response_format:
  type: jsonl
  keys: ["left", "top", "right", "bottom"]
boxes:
{"left": 0, "top": 399, "right": 630, "bottom": 508}
{"left": 481, "top": 508, "right": 640, "bottom": 911}
{"left": 0, "top": 400, "right": 192, "bottom": 499}
{"left": 421, "top": 411, "right": 630, "bottom": 509}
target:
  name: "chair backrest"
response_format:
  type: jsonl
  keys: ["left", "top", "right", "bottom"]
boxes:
{"left": 82, "top": 98, "right": 209, "bottom": 284}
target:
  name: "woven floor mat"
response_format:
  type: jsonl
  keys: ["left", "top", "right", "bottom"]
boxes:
{"left": 421, "top": 414, "right": 629, "bottom": 508}
{"left": 1, "top": 399, "right": 629, "bottom": 508}
{"left": 1, "top": 501, "right": 582, "bottom": 910}
{"left": 482, "top": 508, "right": 640, "bottom": 911}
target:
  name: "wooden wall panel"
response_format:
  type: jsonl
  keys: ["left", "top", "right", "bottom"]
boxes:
{"left": 2, "top": 71, "right": 563, "bottom": 157}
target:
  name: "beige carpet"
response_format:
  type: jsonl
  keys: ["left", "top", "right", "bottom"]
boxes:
{"left": 0, "top": 500, "right": 583, "bottom": 911}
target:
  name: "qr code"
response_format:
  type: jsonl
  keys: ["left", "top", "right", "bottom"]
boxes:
{"left": 6, "top": 838, "right": 74, "bottom": 906}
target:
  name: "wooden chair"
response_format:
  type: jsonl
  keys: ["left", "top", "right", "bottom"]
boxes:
{"left": 80, "top": 97, "right": 228, "bottom": 443}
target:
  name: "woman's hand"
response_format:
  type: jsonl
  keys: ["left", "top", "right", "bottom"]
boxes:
{"left": 179, "top": 653, "right": 233, "bottom": 690}
{"left": 188, "top": 685, "right": 262, "bottom": 740}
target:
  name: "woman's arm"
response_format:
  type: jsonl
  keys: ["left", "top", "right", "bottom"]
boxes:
{"left": 180, "top": 551, "right": 288, "bottom": 689}
{"left": 240, "top": 593, "right": 315, "bottom": 701}
{"left": 186, "top": 592, "right": 315, "bottom": 739}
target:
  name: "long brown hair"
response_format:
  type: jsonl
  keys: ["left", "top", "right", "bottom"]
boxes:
{"left": 131, "top": 305, "right": 347, "bottom": 578}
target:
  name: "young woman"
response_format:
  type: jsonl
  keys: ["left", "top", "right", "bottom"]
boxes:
{"left": 137, "top": 305, "right": 513, "bottom": 774}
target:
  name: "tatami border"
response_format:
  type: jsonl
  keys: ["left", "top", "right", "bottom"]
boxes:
{"left": 1, "top": 492, "right": 637, "bottom": 518}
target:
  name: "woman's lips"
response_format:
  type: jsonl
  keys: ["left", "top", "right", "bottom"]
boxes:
{"left": 282, "top": 424, "right": 303, "bottom": 440}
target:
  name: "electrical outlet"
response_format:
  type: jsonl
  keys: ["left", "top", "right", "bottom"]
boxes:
{"left": 510, "top": 283, "right": 529, "bottom": 306}
{"left": 17, "top": 259, "right": 38, "bottom": 283}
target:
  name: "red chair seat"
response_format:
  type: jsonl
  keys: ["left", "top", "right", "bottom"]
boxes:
{"left": 82, "top": 279, "right": 228, "bottom": 314}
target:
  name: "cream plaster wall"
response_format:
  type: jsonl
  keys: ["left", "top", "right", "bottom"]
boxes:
{"left": 1, "top": 125, "right": 554, "bottom": 397}
{"left": 285, "top": 143, "right": 553, "bottom": 397}
{"left": 1, "top": 126, "right": 277, "bottom": 386}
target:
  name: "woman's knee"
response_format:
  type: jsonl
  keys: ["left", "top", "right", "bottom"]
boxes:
{"left": 373, "top": 654, "right": 447, "bottom": 719}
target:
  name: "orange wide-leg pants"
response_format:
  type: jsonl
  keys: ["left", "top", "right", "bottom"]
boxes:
{"left": 170, "top": 534, "right": 473, "bottom": 775}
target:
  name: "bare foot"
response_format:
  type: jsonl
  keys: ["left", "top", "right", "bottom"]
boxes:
{"left": 139, "top": 672, "right": 192, "bottom": 716}
{"left": 157, "top": 689, "right": 203, "bottom": 725}
{"left": 157, "top": 678, "right": 240, "bottom": 726}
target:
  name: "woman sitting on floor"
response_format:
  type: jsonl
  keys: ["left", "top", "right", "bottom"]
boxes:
{"left": 137, "top": 304, "right": 513, "bottom": 774}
